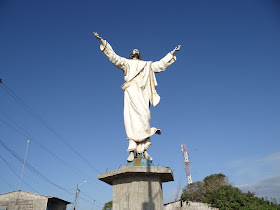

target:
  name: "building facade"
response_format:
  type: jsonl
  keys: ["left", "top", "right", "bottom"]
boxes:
{"left": 164, "top": 200, "right": 218, "bottom": 210}
{"left": 0, "top": 190, "right": 70, "bottom": 210}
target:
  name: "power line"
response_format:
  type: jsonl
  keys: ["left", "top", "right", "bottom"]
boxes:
{"left": 0, "top": 82, "right": 108, "bottom": 206}
{"left": 0, "top": 137, "right": 105, "bottom": 208}
{"left": 0, "top": 116, "right": 111, "bottom": 193}
{"left": 0, "top": 115, "right": 109, "bottom": 192}
{"left": 0, "top": 153, "right": 38, "bottom": 193}
{"left": 0, "top": 174, "right": 16, "bottom": 190}
{"left": 79, "top": 191, "right": 105, "bottom": 206}
{"left": 0, "top": 152, "right": 104, "bottom": 209}
{"left": 76, "top": 195, "right": 104, "bottom": 209}
{"left": 0, "top": 153, "right": 40, "bottom": 186}
{"left": 0, "top": 115, "right": 83, "bottom": 178}
{"left": 0, "top": 83, "right": 100, "bottom": 174}
{"left": 0, "top": 139, "right": 74, "bottom": 196}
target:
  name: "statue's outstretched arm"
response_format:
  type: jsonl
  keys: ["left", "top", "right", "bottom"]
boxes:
{"left": 94, "top": 32, "right": 128, "bottom": 73}
{"left": 152, "top": 45, "right": 181, "bottom": 73}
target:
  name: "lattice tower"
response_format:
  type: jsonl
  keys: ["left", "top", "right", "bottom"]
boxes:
{"left": 181, "top": 144, "right": 192, "bottom": 185}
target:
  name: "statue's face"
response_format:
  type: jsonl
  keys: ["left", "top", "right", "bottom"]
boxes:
{"left": 129, "top": 49, "right": 141, "bottom": 60}
{"left": 132, "top": 49, "right": 140, "bottom": 56}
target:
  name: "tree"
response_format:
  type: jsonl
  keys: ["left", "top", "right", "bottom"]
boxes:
{"left": 181, "top": 173, "right": 280, "bottom": 210}
{"left": 181, "top": 181, "right": 205, "bottom": 202}
{"left": 103, "top": 201, "right": 112, "bottom": 210}
{"left": 202, "top": 185, "right": 246, "bottom": 209}
{"left": 181, "top": 173, "right": 229, "bottom": 202}
{"left": 203, "top": 173, "right": 229, "bottom": 192}
{"left": 202, "top": 185, "right": 280, "bottom": 209}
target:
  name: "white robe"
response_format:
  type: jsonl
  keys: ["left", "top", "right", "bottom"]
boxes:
{"left": 100, "top": 41, "right": 176, "bottom": 153}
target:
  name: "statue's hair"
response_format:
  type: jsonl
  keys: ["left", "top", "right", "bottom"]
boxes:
{"left": 129, "top": 51, "right": 143, "bottom": 60}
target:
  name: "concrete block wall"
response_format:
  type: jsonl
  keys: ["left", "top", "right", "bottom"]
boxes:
{"left": 164, "top": 200, "right": 218, "bottom": 210}
{"left": 0, "top": 191, "right": 48, "bottom": 210}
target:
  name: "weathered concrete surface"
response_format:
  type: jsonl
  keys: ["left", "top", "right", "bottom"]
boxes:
{"left": 98, "top": 166, "right": 174, "bottom": 210}
{"left": 0, "top": 190, "right": 70, "bottom": 210}
{"left": 98, "top": 166, "right": 174, "bottom": 185}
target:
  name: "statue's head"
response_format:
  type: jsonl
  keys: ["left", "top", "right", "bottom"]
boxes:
{"left": 129, "top": 49, "right": 143, "bottom": 60}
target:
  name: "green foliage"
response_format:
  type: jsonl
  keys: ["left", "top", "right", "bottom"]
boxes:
{"left": 202, "top": 185, "right": 280, "bottom": 209}
{"left": 181, "top": 173, "right": 229, "bottom": 202}
{"left": 103, "top": 201, "right": 112, "bottom": 210}
{"left": 203, "top": 173, "right": 229, "bottom": 192}
{"left": 181, "top": 181, "right": 205, "bottom": 202}
{"left": 181, "top": 173, "right": 280, "bottom": 210}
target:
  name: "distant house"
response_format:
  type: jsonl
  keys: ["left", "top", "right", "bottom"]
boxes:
{"left": 0, "top": 190, "right": 70, "bottom": 210}
{"left": 164, "top": 200, "right": 218, "bottom": 210}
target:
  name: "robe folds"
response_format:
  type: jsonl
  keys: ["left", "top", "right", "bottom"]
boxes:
{"left": 100, "top": 40, "right": 176, "bottom": 153}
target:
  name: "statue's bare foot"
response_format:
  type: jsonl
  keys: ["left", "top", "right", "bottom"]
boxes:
{"left": 127, "top": 151, "right": 134, "bottom": 162}
{"left": 144, "top": 151, "right": 153, "bottom": 161}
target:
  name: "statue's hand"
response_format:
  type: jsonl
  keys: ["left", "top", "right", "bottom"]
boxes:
{"left": 93, "top": 32, "right": 102, "bottom": 41}
{"left": 171, "top": 45, "right": 181, "bottom": 55}
{"left": 175, "top": 45, "right": 181, "bottom": 51}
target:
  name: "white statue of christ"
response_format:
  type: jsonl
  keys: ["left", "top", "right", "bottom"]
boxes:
{"left": 94, "top": 32, "right": 180, "bottom": 162}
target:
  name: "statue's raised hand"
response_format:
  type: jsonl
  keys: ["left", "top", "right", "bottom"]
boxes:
{"left": 93, "top": 32, "right": 102, "bottom": 40}
{"left": 94, "top": 32, "right": 106, "bottom": 45}
{"left": 171, "top": 45, "right": 181, "bottom": 55}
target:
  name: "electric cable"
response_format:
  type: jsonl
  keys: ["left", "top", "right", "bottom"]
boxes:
{"left": 0, "top": 154, "right": 38, "bottom": 193}
{"left": 0, "top": 116, "right": 110, "bottom": 191}
{"left": 0, "top": 116, "right": 83, "bottom": 178}
{"left": 79, "top": 191, "right": 105, "bottom": 206}
{"left": 0, "top": 174, "right": 16, "bottom": 190}
{"left": 0, "top": 139, "right": 73, "bottom": 196}
{"left": 1, "top": 138, "right": 107, "bottom": 207}
{"left": 0, "top": 83, "right": 100, "bottom": 174}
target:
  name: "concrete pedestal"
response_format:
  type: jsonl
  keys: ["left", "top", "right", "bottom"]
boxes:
{"left": 98, "top": 166, "right": 174, "bottom": 210}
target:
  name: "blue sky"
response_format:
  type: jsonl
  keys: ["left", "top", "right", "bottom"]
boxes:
{"left": 1, "top": 0, "right": 280, "bottom": 209}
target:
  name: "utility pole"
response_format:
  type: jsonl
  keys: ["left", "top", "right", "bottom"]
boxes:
{"left": 73, "top": 184, "right": 79, "bottom": 210}
{"left": 18, "top": 140, "right": 30, "bottom": 190}
{"left": 73, "top": 181, "right": 87, "bottom": 210}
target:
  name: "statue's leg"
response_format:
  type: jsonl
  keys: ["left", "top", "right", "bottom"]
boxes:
{"left": 127, "top": 151, "right": 134, "bottom": 162}
{"left": 127, "top": 139, "right": 136, "bottom": 162}
{"left": 144, "top": 150, "right": 153, "bottom": 161}
{"left": 143, "top": 138, "right": 152, "bottom": 161}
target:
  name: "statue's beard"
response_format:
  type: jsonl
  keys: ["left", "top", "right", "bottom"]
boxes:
{"left": 129, "top": 53, "right": 143, "bottom": 60}
{"left": 131, "top": 54, "right": 140, "bottom": 59}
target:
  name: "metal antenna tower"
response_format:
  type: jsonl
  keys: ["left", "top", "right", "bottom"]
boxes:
{"left": 174, "top": 143, "right": 193, "bottom": 201}
{"left": 181, "top": 144, "right": 192, "bottom": 185}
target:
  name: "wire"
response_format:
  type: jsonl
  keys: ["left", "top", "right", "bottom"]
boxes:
{"left": 0, "top": 116, "right": 109, "bottom": 192}
{"left": 0, "top": 174, "right": 16, "bottom": 190}
{"left": 79, "top": 191, "right": 104, "bottom": 206}
{"left": 0, "top": 139, "right": 74, "bottom": 196}
{"left": 0, "top": 83, "right": 100, "bottom": 174}
{"left": 0, "top": 141, "right": 105, "bottom": 209}
{"left": 76, "top": 195, "right": 104, "bottom": 209}
{"left": 0, "top": 82, "right": 110, "bottom": 205}
{"left": 0, "top": 116, "right": 111, "bottom": 197}
{"left": 0, "top": 154, "right": 38, "bottom": 193}
{"left": 0, "top": 115, "right": 83, "bottom": 178}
